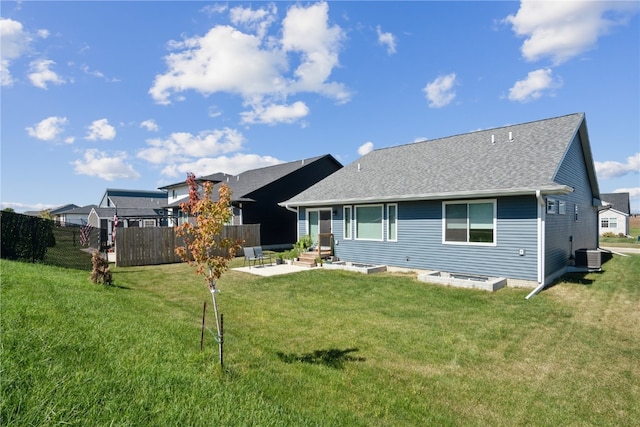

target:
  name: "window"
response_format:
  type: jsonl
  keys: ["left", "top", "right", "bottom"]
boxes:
{"left": 443, "top": 200, "right": 495, "bottom": 244}
{"left": 547, "top": 199, "right": 556, "bottom": 214}
{"left": 343, "top": 206, "right": 352, "bottom": 239}
{"left": 355, "top": 205, "right": 383, "bottom": 240}
{"left": 602, "top": 217, "right": 617, "bottom": 228}
{"left": 559, "top": 201, "right": 566, "bottom": 215}
{"left": 387, "top": 204, "right": 397, "bottom": 241}
{"left": 143, "top": 219, "right": 155, "bottom": 228}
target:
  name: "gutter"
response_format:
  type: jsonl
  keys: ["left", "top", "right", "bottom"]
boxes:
{"left": 283, "top": 203, "right": 297, "bottom": 213}
{"left": 526, "top": 190, "right": 547, "bottom": 300}
{"left": 282, "top": 185, "right": 573, "bottom": 209}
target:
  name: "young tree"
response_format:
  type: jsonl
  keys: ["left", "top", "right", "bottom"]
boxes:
{"left": 174, "top": 172, "right": 242, "bottom": 368}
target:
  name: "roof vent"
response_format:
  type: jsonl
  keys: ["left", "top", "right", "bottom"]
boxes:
{"left": 509, "top": 131, "right": 513, "bottom": 142}
{"left": 357, "top": 163, "right": 361, "bottom": 171}
{"left": 237, "top": 175, "right": 239, "bottom": 181}
{"left": 491, "top": 134, "right": 495, "bottom": 144}
{"left": 226, "top": 177, "right": 229, "bottom": 182}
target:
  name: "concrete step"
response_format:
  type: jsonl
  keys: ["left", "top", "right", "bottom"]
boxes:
{"left": 293, "top": 260, "right": 315, "bottom": 267}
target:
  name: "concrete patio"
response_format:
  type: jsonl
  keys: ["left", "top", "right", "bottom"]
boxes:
{"left": 233, "top": 263, "right": 318, "bottom": 277}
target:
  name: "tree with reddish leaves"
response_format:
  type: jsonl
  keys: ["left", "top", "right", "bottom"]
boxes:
{"left": 175, "top": 172, "right": 242, "bottom": 369}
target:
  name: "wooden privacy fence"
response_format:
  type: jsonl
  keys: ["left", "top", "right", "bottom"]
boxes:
{"left": 115, "top": 224, "right": 260, "bottom": 267}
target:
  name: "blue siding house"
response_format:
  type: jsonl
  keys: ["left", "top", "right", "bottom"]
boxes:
{"left": 281, "top": 113, "right": 601, "bottom": 289}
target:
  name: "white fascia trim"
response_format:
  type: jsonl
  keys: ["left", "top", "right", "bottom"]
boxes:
{"left": 282, "top": 186, "right": 573, "bottom": 208}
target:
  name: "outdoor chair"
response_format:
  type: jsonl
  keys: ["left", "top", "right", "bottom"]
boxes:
{"left": 254, "top": 247, "right": 273, "bottom": 265}
{"left": 243, "top": 247, "right": 261, "bottom": 267}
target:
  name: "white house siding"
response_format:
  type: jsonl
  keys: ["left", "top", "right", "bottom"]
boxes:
{"left": 546, "top": 132, "right": 599, "bottom": 279}
{"left": 88, "top": 211, "right": 101, "bottom": 228}
{"left": 598, "top": 209, "right": 628, "bottom": 236}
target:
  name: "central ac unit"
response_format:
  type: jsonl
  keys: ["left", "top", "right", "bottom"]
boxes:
{"left": 575, "top": 249, "right": 601, "bottom": 269}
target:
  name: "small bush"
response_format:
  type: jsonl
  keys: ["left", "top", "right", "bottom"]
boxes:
{"left": 90, "top": 250, "right": 112, "bottom": 285}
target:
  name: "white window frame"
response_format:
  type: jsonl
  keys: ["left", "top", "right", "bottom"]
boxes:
{"left": 343, "top": 206, "right": 352, "bottom": 240}
{"left": 387, "top": 204, "right": 398, "bottom": 242}
{"left": 355, "top": 204, "right": 384, "bottom": 241}
{"left": 143, "top": 219, "right": 155, "bottom": 228}
{"left": 547, "top": 199, "right": 556, "bottom": 214}
{"left": 559, "top": 201, "right": 566, "bottom": 215}
{"left": 442, "top": 199, "right": 497, "bottom": 246}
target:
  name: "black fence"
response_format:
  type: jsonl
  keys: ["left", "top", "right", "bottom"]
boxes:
{"left": 1, "top": 211, "right": 104, "bottom": 271}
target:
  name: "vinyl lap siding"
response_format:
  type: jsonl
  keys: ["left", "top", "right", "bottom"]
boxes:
{"left": 546, "top": 133, "right": 598, "bottom": 278}
{"left": 331, "top": 197, "right": 538, "bottom": 281}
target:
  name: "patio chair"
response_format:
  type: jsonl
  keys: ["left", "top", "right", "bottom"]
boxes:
{"left": 243, "top": 247, "right": 261, "bottom": 267}
{"left": 254, "top": 246, "right": 273, "bottom": 265}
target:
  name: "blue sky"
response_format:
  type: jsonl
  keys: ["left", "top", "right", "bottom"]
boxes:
{"left": 2, "top": 1, "right": 639, "bottom": 213}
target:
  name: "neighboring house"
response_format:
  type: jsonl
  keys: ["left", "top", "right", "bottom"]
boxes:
{"left": 52, "top": 204, "right": 89, "bottom": 226}
{"left": 88, "top": 189, "right": 168, "bottom": 248}
{"left": 161, "top": 172, "right": 233, "bottom": 226}
{"left": 49, "top": 203, "right": 80, "bottom": 225}
{"left": 599, "top": 192, "right": 630, "bottom": 236}
{"left": 281, "top": 113, "right": 601, "bottom": 287}
{"left": 23, "top": 204, "right": 80, "bottom": 223}
{"left": 161, "top": 155, "right": 343, "bottom": 248}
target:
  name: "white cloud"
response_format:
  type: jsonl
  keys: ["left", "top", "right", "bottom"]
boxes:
{"left": 150, "top": 25, "right": 287, "bottom": 105}
{"left": 1, "top": 201, "right": 58, "bottom": 213}
{"left": 229, "top": 3, "right": 277, "bottom": 39}
{"left": 72, "top": 149, "right": 140, "bottom": 181}
{"left": 28, "top": 58, "right": 65, "bottom": 89}
{"left": 358, "top": 141, "right": 374, "bottom": 156}
{"left": 140, "top": 119, "right": 159, "bottom": 132}
{"left": 281, "top": 2, "right": 348, "bottom": 101}
{"left": 80, "top": 64, "right": 104, "bottom": 79}
{"left": 240, "top": 101, "right": 309, "bottom": 125}
{"left": 1, "top": 17, "right": 31, "bottom": 86}
{"left": 160, "top": 153, "right": 282, "bottom": 178}
{"left": 376, "top": 25, "right": 396, "bottom": 55}
{"left": 137, "top": 127, "right": 244, "bottom": 165}
{"left": 595, "top": 153, "right": 640, "bottom": 179}
{"left": 149, "top": 2, "right": 350, "bottom": 121}
{"left": 26, "top": 116, "right": 68, "bottom": 141}
{"left": 86, "top": 119, "right": 116, "bottom": 141}
{"left": 423, "top": 73, "right": 457, "bottom": 108}
{"left": 505, "top": 1, "right": 638, "bottom": 65}
{"left": 507, "top": 68, "right": 562, "bottom": 102}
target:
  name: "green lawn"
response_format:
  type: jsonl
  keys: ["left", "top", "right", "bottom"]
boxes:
{"left": 2, "top": 255, "right": 639, "bottom": 426}
{"left": 600, "top": 228, "right": 640, "bottom": 247}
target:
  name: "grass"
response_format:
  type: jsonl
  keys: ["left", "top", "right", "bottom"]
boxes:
{"left": 41, "top": 225, "right": 95, "bottom": 270}
{"left": 600, "top": 216, "right": 640, "bottom": 247}
{"left": 2, "top": 255, "right": 639, "bottom": 426}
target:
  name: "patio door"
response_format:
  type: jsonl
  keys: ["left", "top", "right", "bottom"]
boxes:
{"left": 308, "top": 209, "right": 332, "bottom": 246}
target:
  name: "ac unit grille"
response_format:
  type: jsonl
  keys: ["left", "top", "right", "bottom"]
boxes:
{"left": 575, "top": 249, "right": 601, "bottom": 269}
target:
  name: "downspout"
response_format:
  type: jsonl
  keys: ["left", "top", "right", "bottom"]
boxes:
{"left": 526, "top": 190, "right": 546, "bottom": 300}
{"left": 283, "top": 204, "right": 300, "bottom": 242}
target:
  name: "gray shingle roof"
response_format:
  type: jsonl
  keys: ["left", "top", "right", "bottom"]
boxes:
{"left": 600, "top": 193, "right": 630, "bottom": 214}
{"left": 213, "top": 155, "right": 339, "bottom": 200}
{"left": 283, "top": 113, "right": 589, "bottom": 207}
{"left": 58, "top": 204, "right": 97, "bottom": 215}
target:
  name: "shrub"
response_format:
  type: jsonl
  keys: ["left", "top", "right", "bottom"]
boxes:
{"left": 90, "top": 250, "right": 112, "bottom": 285}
